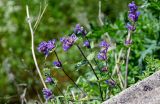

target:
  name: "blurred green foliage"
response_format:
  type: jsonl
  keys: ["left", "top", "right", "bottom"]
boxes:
{"left": 0, "top": 0, "right": 160, "bottom": 103}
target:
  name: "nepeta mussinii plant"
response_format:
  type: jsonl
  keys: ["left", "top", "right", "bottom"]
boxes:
{"left": 124, "top": 1, "right": 140, "bottom": 89}
{"left": 73, "top": 24, "right": 104, "bottom": 101}
{"left": 26, "top": 1, "right": 142, "bottom": 103}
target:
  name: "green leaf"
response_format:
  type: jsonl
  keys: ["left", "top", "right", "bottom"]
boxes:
{"left": 76, "top": 76, "right": 86, "bottom": 84}
{"left": 55, "top": 97, "right": 61, "bottom": 104}
{"left": 87, "top": 52, "right": 95, "bottom": 61}
{"left": 75, "top": 60, "right": 88, "bottom": 70}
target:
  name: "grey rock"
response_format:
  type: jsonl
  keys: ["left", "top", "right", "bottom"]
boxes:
{"left": 103, "top": 70, "right": 160, "bottom": 104}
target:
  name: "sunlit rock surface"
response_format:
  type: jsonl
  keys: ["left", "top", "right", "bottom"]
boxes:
{"left": 103, "top": 70, "right": 160, "bottom": 104}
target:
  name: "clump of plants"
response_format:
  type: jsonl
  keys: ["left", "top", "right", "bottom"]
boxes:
{"left": 25, "top": 1, "right": 159, "bottom": 103}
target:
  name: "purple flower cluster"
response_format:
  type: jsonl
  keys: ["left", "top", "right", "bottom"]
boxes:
{"left": 128, "top": 1, "right": 140, "bottom": 22}
{"left": 105, "top": 79, "right": 116, "bottom": 87}
{"left": 83, "top": 40, "right": 90, "bottom": 48}
{"left": 97, "top": 51, "right": 107, "bottom": 60}
{"left": 126, "top": 1, "right": 140, "bottom": 31}
{"left": 74, "top": 24, "right": 91, "bottom": 48}
{"left": 126, "top": 23, "right": 136, "bottom": 31}
{"left": 45, "top": 76, "right": 53, "bottom": 83}
{"left": 99, "top": 40, "right": 110, "bottom": 48}
{"left": 60, "top": 34, "right": 78, "bottom": 51}
{"left": 97, "top": 40, "right": 110, "bottom": 60}
{"left": 37, "top": 39, "right": 56, "bottom": 56}
{"left": 74, "top": 24, "right": 87, "bottom": 36}
{"left": 125, "top": 39, "right": 132, "bottom": 45}
{"left": 53, "top": 61, "right": 62, "bottom": 68}
{"left": 42, "top": 88, "right": 53, "bottom": 100}
{"left": 125, "top": 1, "right": 140, "bottom": 45}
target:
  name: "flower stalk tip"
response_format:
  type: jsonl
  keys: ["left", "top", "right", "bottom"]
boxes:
{"left": 42, "top": 88, "right": 53, "bottom": 100}
{"left": 60, "top": 34, "right": 78, "bottom": 51}
{"left": 37, "top": 39, "right": 56, "bottom": 56}
{"left": 74, "top": 24, "right": 87, "bottom": 36}
{"left": 53, "top": 61, "right": 62, "bottom": 68}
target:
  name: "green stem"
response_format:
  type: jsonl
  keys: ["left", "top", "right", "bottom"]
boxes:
{"left": 54, "top": 50, "right": 86, "bottom": 95}
{"left": 55, "top": 84, "right": 65, "bottom": 97}
{"left": 85, "top": 37, "right": 102, "bottom": 75}
{"left": 93, "top": 58, "right": 103, "bottom": 75}
{"left": 76, "top": 44, "right": 104, "bottom": 101}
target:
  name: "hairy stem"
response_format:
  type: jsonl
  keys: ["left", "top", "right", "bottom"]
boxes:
{"left": 116, "top": 64, "right": 124, "bottom": 90}
{"left": 54, "top": 50, "right": 86, "bottom": 95}
{"left": 113, "top": 49, "right": 124, "bottom": 89}
{"left": 126, "top": 31, "right": 131, "bottom": 42}
{"left": 26, "top": 5, "right": 47, "bottom": 89}
{"left": 76, "top": 44, "right": 104, "bottom": 101}
{"left": 124, "top": 47, "right": 131, "bottom": 89}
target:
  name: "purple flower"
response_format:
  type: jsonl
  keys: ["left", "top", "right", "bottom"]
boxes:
{"left": 97, "top": 40, "right": 110, "bottom": 60}
{"left": 37, "top": 39, "right": 56, "bottom": 56}
{"left": 125, "top": 39, "right": 132, "bottom": 45}
{"left": 128, "top": 1, "right": 137, "bottom": 13}
{"left": 97, "top": 51, "right": 107, "bottom": 60}
{"left": 37, "top": 41, "right": 48, "bottom": 55}
{"left": 60, "top": 33, "right": 78, "bottom": 51}
{"left": 128, "top": 11, "right": 140, "bottom": 22}
{"left": 83, "top": 40, "right": 90, "bottom": 48}
{"left": 42, "top": 88, "right": 53, "bottom": 100}
{"left": 53, "top": 61, "right": 62, "bottom": 68}
{"left": 99, "top": 40, "right": 110, "bottom": 49}
{"left": 128, "top": 1, "right": 140, "bottom": 22}
{"left": 74, "top": 24, "right": 87, "bottom": 36}
{"left": 105, "top": 79, "right": 116, "bottom": 87}
{"left": 126, "top": 23, "right": 136, "bottom": 31}
{"left": 101, "top": 67, "right": 108, "bottom": 72}
{"left": 45, "top": 76, "right": 53, "bottom": 83}
{"left": 47, "top": 39, "right": 56, "bottom": 51}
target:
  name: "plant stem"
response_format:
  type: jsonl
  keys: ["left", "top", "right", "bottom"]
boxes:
{"left": 113, "top": 49, "right": 124, "bottom": 89}
{"left": 93, "top": 58, "right": 103, "bottom": 75}
{"left": 124, "top": 47, "right": 131, "bottom": 89}
{"left": 26, "top": 5, "right": 47, "bottom": 89}
{"left": 98, "top": 0, "right": 104, "bottom": 26}
{"left": 126, "top": 31, "right": 131, "bottom": 42}
{"left": 116, "top": 64, "right": 124, "bottom": 89}
{"left": 85, "top": 37, "right": 102, "bottom": 75}
{"left": 54, "top": 50, "right": 86, "bottom": 95}
{"left": 44, "top": 54, "right": 65, "bottom": 97}
{"left": 76, "top": 44, "right": 104, "bottom": 101}
{"left": 55, "top": 84, "right": 64, "bottom": 96}
{"left": 33, "top": 3, "right": 48, "bottom": 32}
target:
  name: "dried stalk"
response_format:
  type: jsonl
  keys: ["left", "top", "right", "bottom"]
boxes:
{"left": 98, "top": 0, "right": 104, "bottom": 26}
{"left": 26, "top": 5, "right": 47, "bottom": 89}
